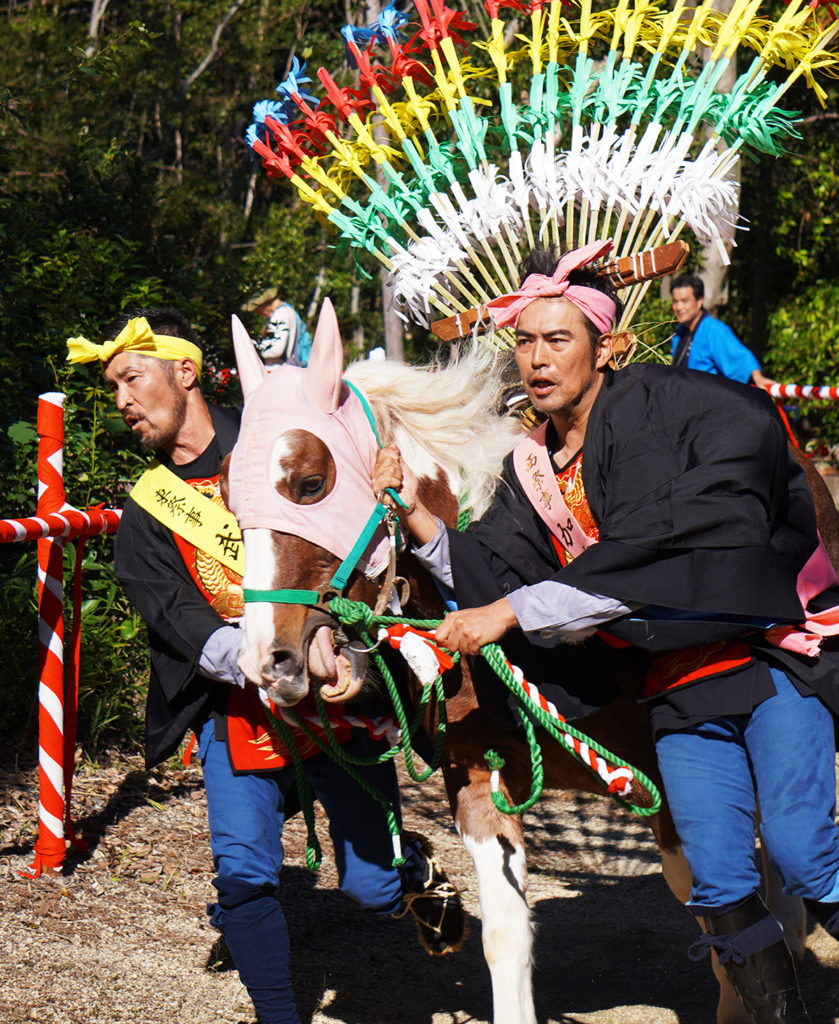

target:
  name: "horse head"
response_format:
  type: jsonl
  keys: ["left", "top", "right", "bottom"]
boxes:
{"left": 224, "top": 299, "right": 393, "bottom": 708}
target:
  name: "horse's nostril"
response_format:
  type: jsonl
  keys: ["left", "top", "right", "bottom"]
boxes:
{"left": 269, "top": 648, "right": 297, "bottom": 676}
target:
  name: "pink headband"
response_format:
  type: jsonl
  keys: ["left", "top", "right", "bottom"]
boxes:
{"left": 486, "top": 239, "right": 617, "bottom": 332}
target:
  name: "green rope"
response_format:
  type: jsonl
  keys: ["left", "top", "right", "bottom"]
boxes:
{"left": 482, "top": 688, "right": 546, "bottom": 816}
{"left": 479, "top": 642, "right": 661, "bottom": 817}
{"left": 263, "top": 709, "right": 323, "bottom": 870}
{"left": 456, "top": 498, "right": 472, "bottom": 532}
{"left": 261, "top": 600, "right": 661, "bottom": 872}
{"left": 267, "top": 701, "right": 405, "bottom": 867}
{"left": 328, "top": 599, "right": 450, "bottom": 784}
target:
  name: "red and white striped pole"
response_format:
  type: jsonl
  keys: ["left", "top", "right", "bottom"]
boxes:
{"left": 2, "top": 395, "right": 122, "bottom": 878}
{"left": 25, "top": 393, "right": 69, "bottom": 876}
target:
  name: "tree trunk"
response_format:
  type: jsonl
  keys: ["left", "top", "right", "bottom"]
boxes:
{"left": 351, "top": 282, "right": 364, "bottom": 350}
{"left": 379, "top": 268, "right": 404, "bottom": 361}
{"left": 85, "top": 0, "right": 111, "bottom": 57}
{"left": 697, "top": 0, "right": 739, "bottom": 317}
{"left": 364, "top": 0, "right": 404, "bottom": 360}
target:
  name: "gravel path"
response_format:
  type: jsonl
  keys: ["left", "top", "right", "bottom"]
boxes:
{"left": 1, "top": 754, "right": 837, "bottom": 1024}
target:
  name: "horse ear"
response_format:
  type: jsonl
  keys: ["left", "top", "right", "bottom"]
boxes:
{"left": 230, "top": 314, "right": 267, "bottom": 399}
{"left": 303, "top": 298, "right": 344, "bottom": 413}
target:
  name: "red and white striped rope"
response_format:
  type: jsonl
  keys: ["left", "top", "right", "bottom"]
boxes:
{"left": 274, "top": 707, "right": 398, "bottom": 744}
{"left": 500, "top": 663, "right": 634, "bottom": 797}
{"left": 383, "top": 624, "right": 636, "bottom": 798}
{"left": 0, "top": 506, "right": 121, "bottom": 544}
{"left": 764, "top": 383, "right": 839, "bottom": 401}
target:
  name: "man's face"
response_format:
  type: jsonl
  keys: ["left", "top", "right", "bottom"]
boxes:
{"left": 671, "top": 285, "right": 703, "bottom": 326}
{"left": 103, "top": 352, "right": 188, "bottom": 451}
{"left": 514, "top": 297, "right": 610, "bottom": 420}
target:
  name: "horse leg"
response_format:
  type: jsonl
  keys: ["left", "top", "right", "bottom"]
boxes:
{"left": 659, "top": 844, "right": 751, "bottom": 1024}
{"left": 448, "top": 767, "right": 537, "bottom": 1024}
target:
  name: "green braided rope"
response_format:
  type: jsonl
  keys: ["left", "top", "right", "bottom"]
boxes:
{"left": 328, "top": 599, "right": 449, "bottom": 784}
{"left": 268, "top": 701, "right": 405, "bottom": 867}
{"left": 483, "top": 700, "right": 545, "bottom": 815}
{"left": 263, "top": 709, "right": 323, "bottom": 870}
{"left": 480, "top": 643, "right": 662, "bottom": 817}
{"left": 261, "top": 600, "right": 660, "bottom": 872}
{"left": 456, "top": 499, "right": 472, "bottom": 533}
{"left": 327, "top": 601, "right": 661, "bottom": 817}
{"left": 259, "top": 600, "right": 451, "bottom": 871}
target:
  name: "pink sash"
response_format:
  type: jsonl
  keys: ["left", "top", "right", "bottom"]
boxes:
{"left": 765, "top": 535, "right": 839, "bottom": 656}
{"left": 512, "top": 422, "right": 595, "bottom": 560}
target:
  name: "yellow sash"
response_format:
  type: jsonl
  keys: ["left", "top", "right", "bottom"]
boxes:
{"left": 128, "top": 461, "right": 245, "bottom": 575}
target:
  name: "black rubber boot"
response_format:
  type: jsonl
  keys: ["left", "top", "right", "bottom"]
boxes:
{"left": 803, "top": 897, "right": 839, "bottom": 937}
{"left": 689, "top": 894, "right": 810, "bottom": 1023}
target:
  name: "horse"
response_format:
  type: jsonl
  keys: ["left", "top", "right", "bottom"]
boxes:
{"left": 222, "top": 299, "right": 827, "bottom": 1024}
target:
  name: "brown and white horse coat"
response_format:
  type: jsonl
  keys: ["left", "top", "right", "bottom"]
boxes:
{"left": 224, "top": 299, "right": 810, "bottom": 1024}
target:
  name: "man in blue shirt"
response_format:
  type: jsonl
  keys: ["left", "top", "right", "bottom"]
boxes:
{"left": 670, "top": 274, "right": 774, "bottom": 388}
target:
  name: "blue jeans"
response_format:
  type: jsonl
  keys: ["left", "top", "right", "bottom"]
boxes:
{"left": 198, "top": 718, "right": 404, "bottom": 1024}
{"left": 656, "top": 668, "right": 839, "bottom": 911}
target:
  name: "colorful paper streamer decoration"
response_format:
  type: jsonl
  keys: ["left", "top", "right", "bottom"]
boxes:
{"left": 246, "top": 0, "right": 839, "bottom": 339}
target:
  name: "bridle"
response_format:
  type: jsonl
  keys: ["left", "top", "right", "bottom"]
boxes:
{"left": 241, "top": 379, "right": 407, "bottom": 617}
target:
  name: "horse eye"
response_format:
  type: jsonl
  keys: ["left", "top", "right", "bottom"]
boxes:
{"left": 298, "top": 475, "right": 325, "bottom": 502}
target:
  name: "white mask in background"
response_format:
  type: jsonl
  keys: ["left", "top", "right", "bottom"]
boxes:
{"left": 258, "top": 304, "right": 298, "bottom": 364}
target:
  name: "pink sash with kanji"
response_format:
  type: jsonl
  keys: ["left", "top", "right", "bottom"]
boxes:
{"left": 512, "top": 422, "right": 595, "bottom": 560}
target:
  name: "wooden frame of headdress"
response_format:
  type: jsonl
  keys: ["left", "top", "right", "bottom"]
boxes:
{"left": 429, "top": 241, "right": 689, "bottom": 342}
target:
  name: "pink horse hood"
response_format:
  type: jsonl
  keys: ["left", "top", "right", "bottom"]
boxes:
{"left": 225, "top": 308, "right": 390, "bottom": 578}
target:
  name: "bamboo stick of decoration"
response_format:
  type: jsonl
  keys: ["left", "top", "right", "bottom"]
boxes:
{"left": 244, "top": 0, "right": 838, "bottom": 340}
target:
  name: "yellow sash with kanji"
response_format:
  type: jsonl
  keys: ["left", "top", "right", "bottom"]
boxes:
{"left": 128, "top": 461, "right": 245, "bottom": 575}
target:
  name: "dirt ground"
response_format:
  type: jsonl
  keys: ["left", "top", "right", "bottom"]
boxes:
{"left": 1, "top": 752, "right": 837, "bottom": 1024}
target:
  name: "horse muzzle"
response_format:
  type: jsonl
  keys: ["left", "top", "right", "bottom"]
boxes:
{"left": 307, "top": 624, "right": 369, "bottom": 703}
{"left": 238, "top": 610, "right": 369, "bottom": 706}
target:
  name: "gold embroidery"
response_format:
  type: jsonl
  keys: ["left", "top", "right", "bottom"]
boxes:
{"left": 556, "top": 455, "right": 598, "bottom": 542}
{"left": 187, "top": 480, "right": 244, "bottom": 621}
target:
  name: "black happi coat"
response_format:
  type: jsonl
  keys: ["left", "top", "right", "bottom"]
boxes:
{"left": 449, "top": 363, "right": 839, "bottom": 728}
{"left": 115, "top": 406, "right": 241, "bottom": 768}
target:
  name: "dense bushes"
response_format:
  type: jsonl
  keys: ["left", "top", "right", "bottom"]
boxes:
{"left": 762, "top": 281, "right": 839, "bottom": 457}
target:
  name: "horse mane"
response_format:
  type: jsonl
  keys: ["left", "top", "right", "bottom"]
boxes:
{"left": 346, "top": 343, "right": 523, "bottom": 519}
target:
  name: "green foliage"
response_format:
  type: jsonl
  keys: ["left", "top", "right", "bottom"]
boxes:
{"left": 2, "top": 0, "right": 839, "bottom": 762}
{"left": 762, "top": 280, "right": 839, "bottom": 454}
{"left": 0, "top": 550, "right": 40, "bottom": 749}
{"left": 0, "top": 0, "right": 359, "bottom": 758}
{"left": 628, "top": 289, "right": 675, "bottom": 365}
{"left": 68, "top": 540, "right": 149, "bottom": 750}
{"left": 0, "top": 538, "right": 147, "bottom": 756}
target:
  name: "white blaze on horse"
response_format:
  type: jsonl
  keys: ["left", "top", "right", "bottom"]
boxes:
{"left": 223, "top": 299, "right": 774, "bottom": 1024}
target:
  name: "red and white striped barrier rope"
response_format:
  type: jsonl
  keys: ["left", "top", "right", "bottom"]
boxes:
{"left": 764, "top": 383, "right": 839, "bottom": 401}
{"left": 0, "top": 506, "right": 121, "bottom": 544}
{"left": 2, "top": 394, "right": 121, "bottom": 878}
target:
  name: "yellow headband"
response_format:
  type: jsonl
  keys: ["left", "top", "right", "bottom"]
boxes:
{"left": 66, "top": 316, "right": 203, "bottom": 377}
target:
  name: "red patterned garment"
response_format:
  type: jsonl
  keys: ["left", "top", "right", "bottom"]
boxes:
{"left": 549, "top": 451, "right": 599, "bottom": 567}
